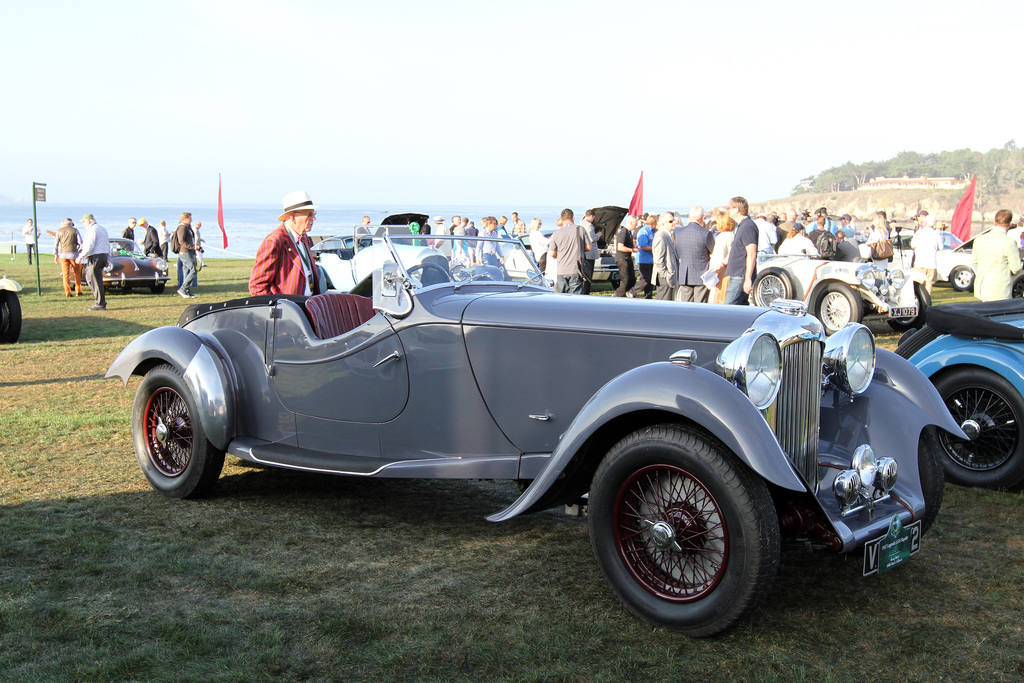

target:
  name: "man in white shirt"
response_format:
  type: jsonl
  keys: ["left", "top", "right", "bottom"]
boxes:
{"left": 76, "top": 213, "right": 110, "bottom": 310}
{"left": 22, "top": 219, "right": 37, "bottom": 265}
{"left": 911, "top": 215, "right": 944, "bottom": 294}
{"left": 777, "top": 225, "right": 819, "bottom": 257}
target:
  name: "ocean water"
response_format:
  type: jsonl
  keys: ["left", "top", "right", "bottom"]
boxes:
{"left": 0, "top": 203, "right": 577, "bottom": 259}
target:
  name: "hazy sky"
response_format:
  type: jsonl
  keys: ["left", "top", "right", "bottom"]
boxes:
{"left": 3, "top": 0, "right": 1021, "bottom": 208}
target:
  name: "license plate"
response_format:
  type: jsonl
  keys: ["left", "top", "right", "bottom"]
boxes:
{"left": 863, "top": 517, "right": 922, "bottom": 576}
{"left": 889, "top": 306, "right": 918, "bottom": 318}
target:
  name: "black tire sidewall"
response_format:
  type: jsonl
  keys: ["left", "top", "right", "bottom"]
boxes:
{"left": 933, "top": 367, "right": 1024, "bottom": 488}
{"left": 949, "top": 266, "right": 974, "bottom": 292}
{"left": 588, "top": 425, "right": 778, "bottom": 636}
{"left": 0, "top": 290, "right": 22, "bottom": 343}
{"left": 132, "top": 364, "right": 224, "bottom": 498}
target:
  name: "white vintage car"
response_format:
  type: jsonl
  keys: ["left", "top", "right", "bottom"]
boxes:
{"left": 753, "top": 254, "right": 927, "bottom": 335}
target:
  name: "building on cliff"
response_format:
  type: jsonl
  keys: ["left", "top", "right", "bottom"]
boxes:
{"left": 858, "top": 176, "right": 968, "bottom": 191}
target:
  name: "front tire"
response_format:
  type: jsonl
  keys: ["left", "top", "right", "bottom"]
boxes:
{"left": 814, "top": 283, "right": 863, "bottom": 336}
{"left": 150, "top": 283, "right": 166, "bottom": 294}
{"left": 588, "top": 424, "right": 780, "bottom": 637}
{"left": 0, "top": 290, "right": 22, "bottom": 343}
{"left": 932, "top": 367, "right": 1024, "bottom": 489}
{"left": 132, "top": 364, "right": 225, "bottom": 498}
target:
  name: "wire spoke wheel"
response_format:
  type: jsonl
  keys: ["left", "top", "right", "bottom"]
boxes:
{"left": 941, "top": 385, "right": 1018, "bottom": 471}
{"left": 821, "top": 291, "right": 852, "bottom": 329}
{"left": 144, "top": 386, "right": 194, "bottom": 476}
{"left": 615, "top": 464, "right": 727, "bottom": 601}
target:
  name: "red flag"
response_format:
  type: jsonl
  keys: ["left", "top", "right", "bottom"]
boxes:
{"left": 951, "top": 174, "right": 976, "bottom": 243}
{"left": 628, "top": 171, "right": 643, "bottom": 217}
{"left": 217, "top": 174, "right": 228, "bottom": 248}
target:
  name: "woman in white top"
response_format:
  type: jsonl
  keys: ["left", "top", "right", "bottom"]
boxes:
{"left": 709, "top": 215, "right": 736, "bottom": 304}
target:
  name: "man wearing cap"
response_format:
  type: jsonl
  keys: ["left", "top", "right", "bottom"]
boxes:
{"left": 250, "top": 191, "right": 324, "bottom": 297}
{"left": 429, "top": 215, "right": 452, "bottom": 258}
{"left": 54, "top": 218, "right": 83, "bottom": 297}
{"left": 140, "top": 218, "right": 160, "bottom": 257}
{"left": 76, "top": 213, "right": 109, "bottom": 310}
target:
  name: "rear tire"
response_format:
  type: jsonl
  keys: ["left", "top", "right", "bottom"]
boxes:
{"left": 588, "top": 424, "right": 779, "bottom": 637}
{"left": 949, "top": 266, "right": 975, "bottom": 292}
{"left": 0, "top": 290, "right": 22, "bottom": 343}
{"left": 132, "top": 364, "right": 225, "bottom": 498}
{"left": 752, "top": 270, "right": 795, "bottom": 308}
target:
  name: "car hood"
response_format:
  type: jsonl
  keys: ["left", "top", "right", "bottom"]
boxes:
{"left": 461, "top": 291, "right": 764, "bottom": 343}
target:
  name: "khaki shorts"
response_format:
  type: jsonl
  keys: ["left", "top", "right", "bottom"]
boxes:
{"left": 915, "top": 267, "right": 936, "bottom": 283}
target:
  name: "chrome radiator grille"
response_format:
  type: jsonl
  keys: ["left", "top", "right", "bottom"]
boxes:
{"left": 769, "top": 339, "right": 823, "bottom": 488}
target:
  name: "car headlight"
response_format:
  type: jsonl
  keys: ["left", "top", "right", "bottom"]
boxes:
{"left": 716, "top": 330, "right": 782, "bottom": 410}
{"left": 822, "top": 323, "right": 875, "bottom": 395}
{"left": 155, "top": 259, "right": 168, "bottom": 272}
{"left": 888, "top": 269, "right": 906, "bottom": 290}
{"left": 858, "top": 267, "right": 876, "bottom": 287}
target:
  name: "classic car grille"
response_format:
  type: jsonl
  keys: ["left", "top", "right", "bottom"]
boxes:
{"left": 773, "top": 339, "right": 822, "bottom": 488}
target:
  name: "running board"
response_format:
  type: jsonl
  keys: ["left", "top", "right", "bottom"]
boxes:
{"left": 228, "top": 438, "right": 523, "bottom": 479}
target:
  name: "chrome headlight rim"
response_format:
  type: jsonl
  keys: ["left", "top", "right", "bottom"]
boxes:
{"left": 822, "top": 322, "right": 876, "bottom": 396}
{"left": 716, "top": 330, "right": 783, "bottom": 410}
{"left": 889, "top": 269, "right": 907, "bottom": 290}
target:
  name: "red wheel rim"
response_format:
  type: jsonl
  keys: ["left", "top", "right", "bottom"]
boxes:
{"left": 613, "top": 464, "right": 729, "bottom": 602}
{"left": 144, "top": 386, "right": 193, "bottom": 477}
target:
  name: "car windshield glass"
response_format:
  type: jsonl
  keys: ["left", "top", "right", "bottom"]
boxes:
{"left": 111, "top": 240, "right": 145, "bottom": 258}
{"left": 380, "top": 234, "right": 547, "bottom": 290}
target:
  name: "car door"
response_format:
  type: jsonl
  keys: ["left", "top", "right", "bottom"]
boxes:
{"left": 267, "top": 299, "right": 409, "bottom": 457}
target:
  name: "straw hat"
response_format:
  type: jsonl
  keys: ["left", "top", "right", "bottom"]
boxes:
{"left": 277, "top": 190, "right": 319, "bottom": 221}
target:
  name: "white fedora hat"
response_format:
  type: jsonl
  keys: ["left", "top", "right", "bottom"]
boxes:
{"left": 278, "top": 190, "right": 319, "bottom": 221}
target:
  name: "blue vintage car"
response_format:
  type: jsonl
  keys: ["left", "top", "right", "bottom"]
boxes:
{"left": 896, "top": 299, "right": 1024, "bottom": 489}
{"left": 107, "top": 232, "right": 962, "bottom": 636}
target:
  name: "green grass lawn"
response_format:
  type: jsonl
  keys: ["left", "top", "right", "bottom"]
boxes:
{"left": 2, "top": 256, "right": 1023, "bottom": 681}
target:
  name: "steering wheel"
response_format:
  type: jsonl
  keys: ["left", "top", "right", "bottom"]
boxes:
{"left": 406, "top": 262, "right": 452, "bottom": 287}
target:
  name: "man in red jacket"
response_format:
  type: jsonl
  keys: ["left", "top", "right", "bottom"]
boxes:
{"left": 250, "top": 191, "right": 324, "bottom": 296}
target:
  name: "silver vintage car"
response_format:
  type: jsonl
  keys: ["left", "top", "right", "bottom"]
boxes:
{"left": 106, "top": 232, "right": 962, "bottom": 636}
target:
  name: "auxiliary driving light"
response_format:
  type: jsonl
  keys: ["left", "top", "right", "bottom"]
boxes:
{"left": 876, "top": 457, "right": 898, "bottom": 492}
{"left": 833, "top": 470, "right": 861, "bottom": 508}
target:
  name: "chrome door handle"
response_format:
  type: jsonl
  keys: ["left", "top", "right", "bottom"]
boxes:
{"left": 373, "top": 351, "right": 401, "bottom": 368}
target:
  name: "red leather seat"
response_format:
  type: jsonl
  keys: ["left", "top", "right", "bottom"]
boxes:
{"left": 304, "top": 293, "right": 375, "bottom": 339}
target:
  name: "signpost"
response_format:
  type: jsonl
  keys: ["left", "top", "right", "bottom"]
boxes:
{"left": 32, "top": 182, "right": 46, "bottom": 295}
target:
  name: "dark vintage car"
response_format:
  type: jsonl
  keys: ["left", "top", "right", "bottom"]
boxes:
{"left": 0, "top": 275, "right": 22, "bottom": 343}
{"left": 106, "top": 232, "right": 962, "bottom": 636}
{"left": 896, "top": 299, "right": 1024, "bottom": 489}
{"left": 83, "top": 238, "right": 170, "bottom": 294}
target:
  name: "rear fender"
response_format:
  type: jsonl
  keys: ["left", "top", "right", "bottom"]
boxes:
{"left": 105, "top": 326, "right": 235, "bottom": 450}
{"left": 488, "top": 361, "right": 806, "bottom": 522}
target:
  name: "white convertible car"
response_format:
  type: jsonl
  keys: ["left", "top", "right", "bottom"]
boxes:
{"left": 753, "top": 254, "right": 927, "bottom": 335}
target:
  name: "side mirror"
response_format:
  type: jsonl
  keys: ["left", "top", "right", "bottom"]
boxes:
{"left": 373, "top": 261, "right": 413, "bottom": 318}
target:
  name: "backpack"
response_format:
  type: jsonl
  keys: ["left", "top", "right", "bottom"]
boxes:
{"left": 169, "top": 227, "right": 181, "bottom": 254}
{"left": 814, "top": 230, "right": 837, "bottom": 259}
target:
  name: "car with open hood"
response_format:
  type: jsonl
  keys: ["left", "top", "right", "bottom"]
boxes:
{"left": 106, "top": 231, "right": 961, "bottom": 636}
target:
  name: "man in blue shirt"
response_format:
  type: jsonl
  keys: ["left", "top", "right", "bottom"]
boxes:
{"left": 725, "top": 197, "right": 758, "bottom": 305}
{"left": 629, "top": 215, "right": 656, "bottom": 298}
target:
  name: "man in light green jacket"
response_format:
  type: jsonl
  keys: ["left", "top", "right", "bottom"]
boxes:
{"left": 972, "top": 209, "right": 1022, "bottom": 301}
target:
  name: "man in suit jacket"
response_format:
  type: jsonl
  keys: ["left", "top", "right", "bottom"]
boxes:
{"left": 250, "top": 190, "right": 324, "bottom": 297}
{"left": 652, "top": 212, "right": 678, "bottom": 301}
{"left": 672, "top": 205, "right": 716, "bottom": 302}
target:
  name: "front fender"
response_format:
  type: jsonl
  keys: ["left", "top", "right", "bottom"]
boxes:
{"left": 872, "top": 348, "right": 966, "bottom": 438}
{"left": 911, "top": 342, "right": 1024, "bottom": 401}
{"left": 488, "top": 361, "right": 806, "bottom": 522}
{"left": 105, "top": 326, "right": 235, "bottom": 450}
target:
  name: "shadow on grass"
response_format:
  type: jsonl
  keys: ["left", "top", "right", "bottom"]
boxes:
{"left": 18, "top": 315, "right": 157, "bottom": 343}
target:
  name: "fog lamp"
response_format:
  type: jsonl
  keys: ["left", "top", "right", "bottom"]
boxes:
{"left": 876, "top": 457, "right": 898, "bottom": 492}
{"left": 834, "top": 470, "right": 861, "bottom": 508}
{"left": 852, "top": 445, "right": 878, "bottom": 489}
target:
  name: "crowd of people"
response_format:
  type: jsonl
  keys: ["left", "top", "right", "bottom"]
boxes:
{"left": 19, "top": 211, "right": 207, "bottom": 310}
{"left": 20, "top": 191, "right": 1024, "bottom": 310}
